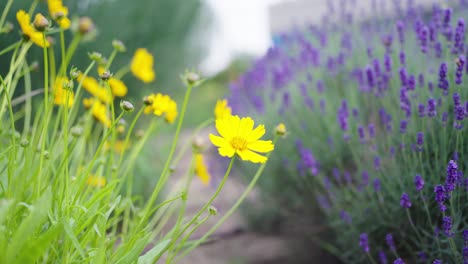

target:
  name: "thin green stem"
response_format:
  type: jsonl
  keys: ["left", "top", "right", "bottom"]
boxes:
{"left": 177, "top": 137, "right": 279, "bottom": 260}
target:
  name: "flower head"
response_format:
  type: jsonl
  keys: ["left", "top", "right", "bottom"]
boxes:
{"left": 131, "top": 48, "right": 155, "bottom": 83}
{"left": 215, "top": 99, "right": 232, "bottom": 120}
{"left": 83, "top": 98, "right": 111, "bottom": 127}
{"left": 359, "top": 233, "right": 369, "bottom": 253}
{"left": 47, "top": 0, "right": 71, "bottom": 29}
{"left": 394, "top": 258, "right": 405, "bottom": 264}
{"left": 209, "top": 115, "right": 274, "bottom": 163}
{"left": 78, "top": 74, "right": 112, "bottom": 103}
{"left": 194, "top": 153, "right": 211, "bottom": 186}
{"left": 143, "top": 93, "right": 178, "bottom": 123}
{"left": 400, "top": 193, "right": 412, "bottom": 208}
{"left": 414, "top": 175, "right": 424, "bottom": 191}
{"left": 386, "top": 233, "right": 396, "bottom": 251}
{"left": 16, "top": 10, "right": 50, "bottom": 48}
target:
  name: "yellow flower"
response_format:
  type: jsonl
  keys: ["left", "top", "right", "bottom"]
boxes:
{"left": 16, "top": 10, "right": 50, "bottom": 48}
{"left": 131, "top": 48, "right": 155, "bottom": 83}
{"left": 144, "top": 93, "right": 178, "bottom": 123}
{"left": 108, "top": 78, "right": 128, "bottom": 97}
{"left": 53, "top": 77, "right": 74, "bottom": 107}
{"left": 86, "top": 175, "right": 106, "bottom": 188}
{"left": 209, "top": 115, "right": 274, "bottom": 163}
{"left": 194, "top": 153, "right": 211, "bottom": 186}
{"left": 77, "top": 74, "right": 112, "bottom": 103}
{"left": 48, "top": 0, "right": 71, "bottom": 29}
{"left": 105, "top": 140, "right": 131, "bottom": 154}
{"left": 214, "top": 99, "right": 232, "bottom": 120}
{"left": 83, "top": 98, "right": 111, "bottom": 127}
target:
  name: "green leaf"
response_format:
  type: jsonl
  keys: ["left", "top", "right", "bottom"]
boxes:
{"left": 13, "top": 222, "right": 63, "bottom": 264}
{"left": 138, "top": 239, "right": 171, "bottom": 264}
{"left": 63, "top": 217, "right": 87, "bottom": 259}
{"left": 5, "top": 191, "right": 51, "bottom": 263}
{"left": 113, "top": 232, "right": 151, "bottom": 264}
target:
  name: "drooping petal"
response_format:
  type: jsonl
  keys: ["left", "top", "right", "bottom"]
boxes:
{"left": 236, "top": 149, "right": 267, "bottom": 163}
{"left": 247, "top": 124, "right": 266, "bottom": 142}
{"left": 247, "top": 140, "right": 274, "bottom": 153}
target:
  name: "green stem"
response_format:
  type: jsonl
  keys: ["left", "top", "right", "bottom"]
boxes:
{"left": 177, "top": 137, "right": 279, "bottom": 260}
{"left": 0, "top": 0, "right": 13, "bottom": 30}
{"left": 154, "top": 157, "right": 235, "bottom": 262}
{"left": 138, "top": 83, "right": 194, "bottom": 228}
{"left": 0, "top": 41, "right": 20, "bottom": 57}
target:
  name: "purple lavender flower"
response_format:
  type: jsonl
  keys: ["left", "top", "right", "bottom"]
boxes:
{"left": 419, "top": 26, "right": 429, "bottom": 53}
{"left": 418, "top": 103, "right": 425, "bottom": 117}
{"left": 428, "top": 98, "right": 437, "bottom": 117}
{"left": 418, "top": 73, "right": 425, "bottom": 88}
{"left": 384, "top": 54, "right": 392, "bottom": 72}
{"left": 434, "top": 184, "right": 447, "bottom": 211}
{"left": 394, "top": 258, "right": 405, "bottom": 264}
{"left": 333, "top": 168, "right": 340, "bottom": 182}
{"left": 463, "top": 229, "right": 468, "bottom": 242}
{"left": 435, "top": 42, "right": 443, "bottom": 58}
{"left": 373, "top": 178, "right": 381, "bottom": 192}
{"left": 433, "top": 260, "right": 442, "bottom": 264}
{"left": 366, "top": 65, "right": 375, "bottom": 89}
{"left": 358, "top": 125, "right": 365, "bottom": 142}
{"left": 340, "top": 210, "right": 352, "bottom": 224}
{"left": 396, "top": 20, "right": 405, "bottom": 44}
{"left": 442, "top": 216, "right": 453, "bottom": 236}
{"left": 418, "top": 252, "right": 428, "bottom": 262}
{"left": 463, "top": 247, "right": 468, "bottom": 264}
{"left": 399, "top": 52, "right": 406, "bottom": 66}
{"left": 400, "top": 120, "right": 408, "bottom": 134}
{"left": 454, "top": 18, "right": 465, "bottom": 54}
{"left": 368, "top": 123, "right": 375, "bottom": 138}
{"left": 454, "top": 92, "right": 461, "bottom": 106}
{"left": 443, "top": 8, "right": 452, "bottom": 29}
{"left": 407, "top": 75, "right": 415, "bottom": 90}
{"left": 455, "top": 105, "right": 465, "bottom": 129}
{"left": 344, "top": 171, "right": 352, "bottom": 185}
{"left": 414, "top": 175, "right": 424, "bottom": 191}
{"left": 400, "top": 193, "right": 412, "bottom": 208}
{"left": 442, "top": 112, "right": 449, "bottom": 126}
{"left": 446, "top": 160, "right": 459, "bottom": 192}
{"left": 379, "top": 250, "right": 388, "bottom": 264}
{"left": 359, "top": 233, "right": 369, "bottom": 253}
{"left": 374, "top": 156, "right": 381, "bottom": 170}
{"left": 438, "top": 62, "right": 449, "bottom": 94}
{"left": 385, "top": 233, "right": 396, "bottom": 251}
{"left": 417, "top": 132, "right": 424, "bottom": 148}
{"left": 352, "top": 108, "right": 359, "bottom": 118}
{"left": 361, "top": 171, "right": 369, "bottom": 188}
{"left": 399, "top": 67, "right": 407, "bottom": 86}
{"left": 317, "top": 80, "right": 325, "bottom": 93}
{"left": 428, "top": 81, "right": 434, "bottom": 92}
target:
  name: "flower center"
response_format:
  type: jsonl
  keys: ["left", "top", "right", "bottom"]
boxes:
{"left": 230, "top": 137, "right": 247, "bottom": 151}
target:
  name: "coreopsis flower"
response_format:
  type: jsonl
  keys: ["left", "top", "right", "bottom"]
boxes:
{"left": 194, "top": 153, "right": 211, "bottom": 186}
{"left": 214, "top": 99, "right": 232, "bottom": 120}
{"left": 16, "top": 10, "right": 50, "bottom": 48}
{"left": 86, "top": 175, "right": 106, "bottom": 187}
{"left": 47, "top": 0, "right": 71, "bottom": 29}
{"left": 83, "top": 98, "right": 111, "bottom": 127}
{"left": 143, "top": 93, "right": 178, "bottom": 123}
{"left": 131, "top": 48, "right": 155, "bottom": 83}
{"left": 209, "top": 115, "right": 274, "bottom": 163}
{"left": 77, "top": 75, "right": 112, "bottom": 103}
{"left": 53, "top": 77, "right": 74, "bottom": 107}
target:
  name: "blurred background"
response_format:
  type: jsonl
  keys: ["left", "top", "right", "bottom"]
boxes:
{"left": 0, "top": 0, "right": 449, "bottom": 263}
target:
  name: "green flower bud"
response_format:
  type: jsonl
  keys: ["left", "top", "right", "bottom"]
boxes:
{"left": 120, "top": 100, "right": 134, "bottom": 112}
{"left": 70, "top": 126, "right": 83, "bottom": 137}
{"left": 112, "top": 40, "right": 126, "bottom": 52}
{"left": 208, "top": 206, "right": 218, "bottom": 216}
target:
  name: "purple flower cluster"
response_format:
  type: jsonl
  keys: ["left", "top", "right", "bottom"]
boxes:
{"left": 359, "top": 233, "right": 369, "bottom": 253}
{"left": 400, "top": 193, "right": 412, "bottom": 208}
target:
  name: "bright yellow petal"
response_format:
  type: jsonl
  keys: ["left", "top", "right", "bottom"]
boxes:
{"left": 247, "top": 124, "right": 266, "bottom": 142}
{"left": 236, "top": 149, "right": 267, "bottom": 163}
{"left": 238, "top": 117, "right": 254, "bottom": 139}
{"left": 215, "top": 117, "right": 233, "bottom": 140}
{"left": 247, "top": 140, "right": 274, "bottom": 153}
{"left": 209, "top": 134, "right": 230, "bottom": 148}
{"left": 219, "top": 147, "right": 235, "bottom": 157}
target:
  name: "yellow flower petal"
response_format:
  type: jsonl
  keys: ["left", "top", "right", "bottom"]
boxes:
{"left": 247, "top": 140, "right": 274, "bottom": 153}
{"left": 195, "top": 153, "right": 211, "bottom": 186}
{"left": 219, "top": 147, "right": 235, "bottom": 157}
{"left": 236, "top": 149, "right": 267, "bottom": 163}
{"left": 131, "top": 48, "right": 155, "bottom": 83}
{"left": 247, "top": 124, "right": 266, "bottom": 142}
{"left": 209, "top": 134, "right": 230, "bottom": 149}
{"left": 109, "top": 78, "right": 128, "bottom": 97}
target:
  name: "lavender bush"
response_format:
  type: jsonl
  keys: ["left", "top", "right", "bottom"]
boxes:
{"left": 229, "top": 0, "right": 468, "bottom": 263}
